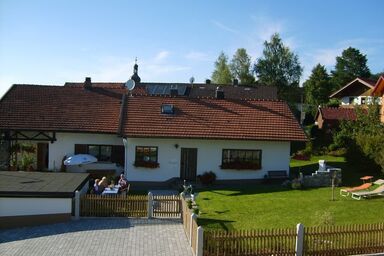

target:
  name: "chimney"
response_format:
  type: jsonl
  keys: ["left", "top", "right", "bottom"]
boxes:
{"left": 84, "top": 77, "right": 92, "bottom": 89}
{"left": 215, "top": 86, "right": 224, "bottom": 99}
{"left": 205, "top": 79, "right": 211, "bottom": 84}
{"left": 170, "top": 86, "right": 178, "bottom": 96}
{"left": 232, "top": 78, "right": 238, "bottom": 86}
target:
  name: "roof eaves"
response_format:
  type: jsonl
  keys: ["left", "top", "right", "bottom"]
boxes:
{"left": 329, "top": 77, "right": 375, "bottom": 98}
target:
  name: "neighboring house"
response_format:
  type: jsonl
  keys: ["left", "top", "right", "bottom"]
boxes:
{"left": 0, "top": 65, "right": 306, "bottom": 183}
{"left": 329, "top": 77, "right": 379, "bottom": 106}
{"left": 315, "top": 107, "right": 359, "bottom": 130}
{"left": 316, "top": 77, "right": 383, "bottom": 130}
{"left": 371, "top": 76, "right": 384, "bottom": 123}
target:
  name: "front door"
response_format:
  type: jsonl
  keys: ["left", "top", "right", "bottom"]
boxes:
{"left": 37, "top": 143, "right": 49, "bottom": 170}
{"left": 180, "top": 148, "right": 197, "bottom": 181}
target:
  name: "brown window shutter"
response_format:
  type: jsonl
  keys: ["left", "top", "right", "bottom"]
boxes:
{"left": 111, "top": 145, "right": 125, "bottom": 167}
{"left": 74, "top": 144, "right": 87, "bottom": 154}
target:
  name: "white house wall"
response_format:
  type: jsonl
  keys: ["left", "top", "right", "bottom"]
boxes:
{"left": 0, "top": 198, "right": 71, "bottom": 217}
{"left": 49, "top": 132, "right": 124, "bottom": 172}
{"left": 125, "top": 138, "right": 290, "bottom": 182}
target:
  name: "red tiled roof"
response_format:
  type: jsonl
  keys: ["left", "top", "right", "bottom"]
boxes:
{"left": 318, "top": 107, "right": 359, "bottom": 121}
{"left": 0, "top": 83, "right": 306, "bottom": 141}
{"left": 64, "top": 82, "right": 147, "bottom": 95}
{"left": 0, "top": 84, "right": 124, "bottom": 133}
{"left": 123, "top": 96, "right": 307, "bottom": 141}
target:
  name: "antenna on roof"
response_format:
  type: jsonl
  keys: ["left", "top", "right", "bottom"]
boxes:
{"left": 125, "top": 79, "right": 136, "bottom": 97}
{"left": 189, "top": 76, "right": 195, "bottom": 88}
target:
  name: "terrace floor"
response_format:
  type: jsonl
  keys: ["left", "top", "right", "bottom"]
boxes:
{"left": 0, "top": 218, "right": 193, "bottom": 256}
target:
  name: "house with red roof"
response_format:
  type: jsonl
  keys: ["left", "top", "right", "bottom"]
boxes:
{"left": 0, "top": 64, "right": 307, "bottom": 183}
{"left": 329, "top": 77, "right": 379, "bottom": 106}
{"left": 316, "top": 77, "right": 383, "bottom": 131}
{"left": 315, "top": 107, "right": 359, "bottom": 130}
{"left": 371, "top": 76, "right": 384, "bottom": 123}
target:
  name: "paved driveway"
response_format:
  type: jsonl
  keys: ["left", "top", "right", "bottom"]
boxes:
{"left": 0, "top": 218, "right": 193, "bottom": 256}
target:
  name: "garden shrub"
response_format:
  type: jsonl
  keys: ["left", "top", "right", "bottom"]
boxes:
{"left": 199, "top": 171, "right": 216, "bottom": 185}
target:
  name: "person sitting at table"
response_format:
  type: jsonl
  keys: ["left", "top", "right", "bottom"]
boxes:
{"left": 93, "top": 179, "right": 103, "bottom": 194}
{"left": 98, "top": 177, "right": 109, "bottom": 191}
{"left": 118, "top": 174, "right": 129, "bottom": 191}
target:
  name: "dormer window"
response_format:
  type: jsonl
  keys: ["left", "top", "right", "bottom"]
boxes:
{"left": 161, "top": 104, "right": 174, "bottom": 114}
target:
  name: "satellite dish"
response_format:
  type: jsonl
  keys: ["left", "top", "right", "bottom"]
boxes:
{"left": 125, "top": 79, "right": 136, "bottom": 91}
{"left": 189, "top": 76, "right": 195, "bottom": 84}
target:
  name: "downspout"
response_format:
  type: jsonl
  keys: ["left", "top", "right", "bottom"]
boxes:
{"left": 123, "top": 138, "right": 128, "bottom": 176}
{"left": 117, "top": 93, "right": 128, "bottom": 176}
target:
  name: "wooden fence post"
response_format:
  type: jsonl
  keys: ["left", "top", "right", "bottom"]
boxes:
{"left": 196, "top": 226, "right": 204, "bottom": 256}
{"left": 148, "top": 192, "right": 153, "bottom": 219}
{"left": 74, "top": 190, "right": 80, "bottom": 220}
{"left": 190, "top": 213, "right": 197, "bottom": 245}
{"left": 295, "top": 223, "right": 304, "bottom": 256}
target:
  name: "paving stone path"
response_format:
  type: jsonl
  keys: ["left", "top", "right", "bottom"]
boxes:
{"left": 0, "top": 218, "right": 193, "bottom": 256}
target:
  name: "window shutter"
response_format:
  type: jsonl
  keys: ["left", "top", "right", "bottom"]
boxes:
{"left": 111, "top": 145, "right": 125, "bottom": 167}
{"left": 74, "top": 144, "right": 87, "bottom": 154}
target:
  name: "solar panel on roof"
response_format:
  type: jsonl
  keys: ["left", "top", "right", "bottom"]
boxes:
{"left": 146, "top": 84, "right": 187, "bottom": 96}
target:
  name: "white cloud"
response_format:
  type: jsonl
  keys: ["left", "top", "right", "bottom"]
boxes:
{"left": 250, "top": 15, "right": 284, "bottom": 42}
{"left": 211, "top": 20, "right": 238, "bottom": 34}
{"left": 154, "top": 50, "right": 170, "bottom": 62}
{"left": 185, "top": 51, "right": 211, "bottom": 61}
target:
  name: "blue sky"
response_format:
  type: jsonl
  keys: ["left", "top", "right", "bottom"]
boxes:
{"left": 1, "top": 0, "right": 383, "bottom": 97}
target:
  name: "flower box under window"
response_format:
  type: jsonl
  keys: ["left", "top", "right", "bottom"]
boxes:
{"left": 133, "top": 160, "right": 159, "bottom": 168}
{"left": 220, "top": 161, "right": 261, "bottom": 170}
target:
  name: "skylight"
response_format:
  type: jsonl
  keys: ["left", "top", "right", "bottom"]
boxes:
{"left": 161, "top": 104, "right": 174, "bottom": 114}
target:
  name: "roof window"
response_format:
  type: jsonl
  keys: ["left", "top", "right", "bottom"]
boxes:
{"left": 161, "top": 104, "right": 174, "bottom": 114}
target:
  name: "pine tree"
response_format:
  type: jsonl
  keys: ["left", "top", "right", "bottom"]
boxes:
{"left": 331, "top": 47, "right": 371, "bottom": 90}
{"left": 303, "top": 64, "right": 333, "bottom": 115}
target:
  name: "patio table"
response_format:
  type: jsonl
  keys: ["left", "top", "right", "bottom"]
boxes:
{"left": 102, "top": 185, "right": 120, "bottom": 195}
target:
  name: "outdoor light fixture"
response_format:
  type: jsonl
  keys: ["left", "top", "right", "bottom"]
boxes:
{"left": 174, "top": 144, "right": 179, "bottom": 149}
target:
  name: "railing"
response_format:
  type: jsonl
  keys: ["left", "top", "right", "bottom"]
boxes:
{"left": 202, "top": 223, "right": 384, "bottom": 256}
{"left": 80, "top": 194, "right": 147, "bottom": 217}
{"left": 153, "top": 195, "right": 181, "bottom": 218}
{"left": 304, "top": 223, "right": 384, "bottom": 255}
{"left": 181, "top": 195, "right": 203, "bottom": 256}
{"left": 80, "top": 194, "right": 181, "bottom": 218}
{"left": 203, "top": 228, "right": 297, "bottom": 256}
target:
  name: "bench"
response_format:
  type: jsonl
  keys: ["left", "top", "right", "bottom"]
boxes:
{"left": 267, "top": 170, "right": 288, "bottom": 179}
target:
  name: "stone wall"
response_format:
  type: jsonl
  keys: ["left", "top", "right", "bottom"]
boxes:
{"left": 301, "top": 169, "right": 342, "bottom": 188}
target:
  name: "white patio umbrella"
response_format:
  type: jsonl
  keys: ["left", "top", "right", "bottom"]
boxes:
{"left": 63, "top": 154, "right": 98, "bottom": 166}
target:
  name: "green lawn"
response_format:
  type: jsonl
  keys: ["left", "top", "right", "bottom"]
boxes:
{"left": 196, "top": 155, "right": 384, "bottom": 231}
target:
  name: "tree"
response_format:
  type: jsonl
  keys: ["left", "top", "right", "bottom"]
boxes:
{"left": 211, "top": 52, "right": 232, "bottom": 84}
{"left": 229, "top": 48, "right": 255, "bottom": 85}
{"left": 303, "top": 64, "right": 333, "bottom": 115}
{"left": 331, "top": 47, "right": 371, "bottom": 90}
{"left": 254, "top": 33, "right": 303, "bottom": 92}
{"left": 333, "top": 105, "right": 384, "bottom": 173}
